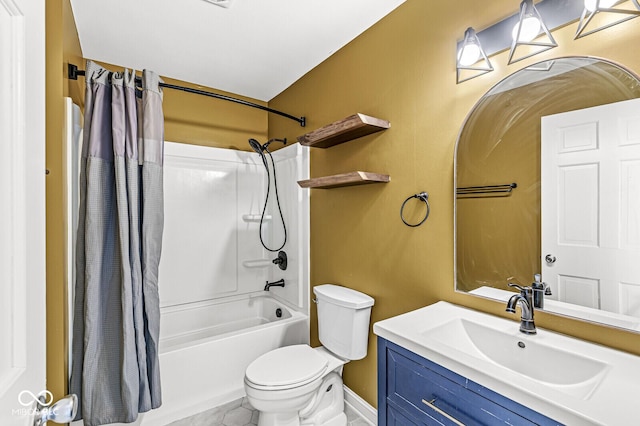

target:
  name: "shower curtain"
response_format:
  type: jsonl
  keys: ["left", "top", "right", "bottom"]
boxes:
{"left": 70, "top": 60, "right": 164, "bottom": 426}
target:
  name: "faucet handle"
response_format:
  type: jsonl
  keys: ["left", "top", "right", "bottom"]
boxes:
{"left": 508, "top": 283, "right": 527, "bottom": 292}
{"left": 508, "top": 283, "right": 534, "bottom": 299}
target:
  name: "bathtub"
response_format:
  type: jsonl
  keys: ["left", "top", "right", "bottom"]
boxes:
{"left": 140, "top": 294, "right": 308, "bottom": 425}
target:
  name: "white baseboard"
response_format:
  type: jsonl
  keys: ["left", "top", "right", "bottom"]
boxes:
{"left": 343, "top": 385, "right": 377, "bottom": 425}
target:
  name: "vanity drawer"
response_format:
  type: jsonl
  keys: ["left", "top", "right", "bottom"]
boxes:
{"left": 380, "top": 338, "right": 561, "bottom": 425}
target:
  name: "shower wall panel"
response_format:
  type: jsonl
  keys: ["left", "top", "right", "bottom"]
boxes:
{"left": 159, "top": 142, "right": 309, "bottom": 310}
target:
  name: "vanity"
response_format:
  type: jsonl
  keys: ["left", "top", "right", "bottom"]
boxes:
{"left": 376, "top": 338, "right": 556, "bottom": 425}
{"left": 374, "top": 302, "right": 640, "bottom": 425}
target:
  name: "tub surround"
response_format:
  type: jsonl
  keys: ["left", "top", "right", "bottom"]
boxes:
{"left": 160, "top": 142, "right": 309, "bottom": 310}
{"left": 68, "top": 141, "right": 310, "bottom": 426}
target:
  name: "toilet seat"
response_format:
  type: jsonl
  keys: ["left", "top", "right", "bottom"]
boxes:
{"left": 245, "top": 345, "right": 328, "bottom": 390}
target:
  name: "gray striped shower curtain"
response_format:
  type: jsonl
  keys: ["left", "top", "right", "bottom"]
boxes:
{"left": 70, "top": 60, "right": 164, "bottom": 426}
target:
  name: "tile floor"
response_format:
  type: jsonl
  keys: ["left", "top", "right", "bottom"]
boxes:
{"left": 167, "top": 396, "right": 372, "bottom": 426}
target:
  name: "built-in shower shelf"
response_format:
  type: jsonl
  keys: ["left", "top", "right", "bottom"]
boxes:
{"left": 297, "top": 113, "right": 390, "bottom": 148}
{"left": 242, "top": 259, "right": 272, "bottom": 268}
{"left": 242, "top": 214, "right": 272, "bottom": 223}
{"left": 297, "top": 171, "right": 390, "bottom": 189}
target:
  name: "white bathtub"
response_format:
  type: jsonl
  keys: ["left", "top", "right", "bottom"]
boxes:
{"left": 140, "top": 294, "right": 308, "bottom": 425}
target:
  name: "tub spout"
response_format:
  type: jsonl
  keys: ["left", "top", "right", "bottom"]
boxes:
{"left": 264, "top": 279, "right": 285, "bottom": 291}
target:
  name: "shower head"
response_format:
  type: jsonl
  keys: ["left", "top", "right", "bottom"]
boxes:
{"left": 249, "top": 138, "right": 288, "bottom": 153}
{"left": 248, "top": 138, "right": 263, "bottom": 154}
{"left": 249, "top": 138, "right": 268, "bottom": 168}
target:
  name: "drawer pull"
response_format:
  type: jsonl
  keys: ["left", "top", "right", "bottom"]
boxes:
{"left": 421, "top": 399, "right": 466, "bottom": 426}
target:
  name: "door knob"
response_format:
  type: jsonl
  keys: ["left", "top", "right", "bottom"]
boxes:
{"left": 545, "top": 254, "right": 556, "bottom": 264}
{"left": 32, "top": 394, "right": 77, "bottom": 426}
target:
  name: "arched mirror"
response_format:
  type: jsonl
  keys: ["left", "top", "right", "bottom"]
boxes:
{"left": 455, "top": 56, "right": 640, "bottom": 331}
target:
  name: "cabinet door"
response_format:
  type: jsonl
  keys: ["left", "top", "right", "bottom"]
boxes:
{"left": 378, "top": 338, "right": 561, "bottom": 426}
{"left": 387, "top": 404, "right": 422, "bottom": 426}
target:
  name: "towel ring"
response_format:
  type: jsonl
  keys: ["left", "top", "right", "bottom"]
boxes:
{"left": 400, "top": 192, "right": 430, "bottom": 227}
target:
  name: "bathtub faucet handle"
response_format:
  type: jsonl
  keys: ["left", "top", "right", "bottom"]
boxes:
{"left": 264, "top": 279, "right": 285, "bottom": 291}
{"left": 272, "top": 251, "right": 287, "bottom": 271}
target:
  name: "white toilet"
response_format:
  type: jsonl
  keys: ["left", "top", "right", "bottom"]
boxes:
{"left": 244, "top": 284, "right": 375, "bottom": 426}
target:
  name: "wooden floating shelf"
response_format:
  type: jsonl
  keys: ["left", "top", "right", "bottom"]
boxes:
{"left": 297, "top": 171, "right": 390, "bottom": 189}
{"left": 297, "top": 113, "right": 390, "bottom": 149}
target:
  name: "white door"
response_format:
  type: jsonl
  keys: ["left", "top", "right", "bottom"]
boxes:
{"left": 541, "top": 98, "right": 640, "bottom": 315}
{"left": 0, "top": 0, "right": 47, "bottom": 424}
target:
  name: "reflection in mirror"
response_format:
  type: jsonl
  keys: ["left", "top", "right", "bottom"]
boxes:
{"left": 455, "top": 57, "right": 640, "bottom": 331}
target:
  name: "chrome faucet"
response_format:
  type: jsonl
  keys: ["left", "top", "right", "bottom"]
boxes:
{"left": 506, "top": 283, "right": 536, "bottom": 334}
{"left": 264, "top": 279, "right": 285, "bottom": 291}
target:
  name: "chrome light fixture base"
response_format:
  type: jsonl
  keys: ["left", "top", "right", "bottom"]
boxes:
{"left": 456, "top": 27, "right": 494, "bottom": 84}
{"left": 575, "top": 0, "right": 640, "bottom": 39}
{"left": 508, "top": 0, "right": 558, "bottom": 65}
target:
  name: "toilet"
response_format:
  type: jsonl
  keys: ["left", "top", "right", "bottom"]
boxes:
{"left": 244, "top": 284, "right": 375, "bottom": 426}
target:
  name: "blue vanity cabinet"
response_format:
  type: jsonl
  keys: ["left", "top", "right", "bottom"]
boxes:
{"left": 377, "top": 337, "right": 562, "bottom": 426}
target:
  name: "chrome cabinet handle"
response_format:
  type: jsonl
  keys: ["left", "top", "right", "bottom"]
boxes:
{"left": 545, "top": 254, "right": 556, "bottom": 264}
{"left": 421, "top": 398, "right": 466, "bottom": 426}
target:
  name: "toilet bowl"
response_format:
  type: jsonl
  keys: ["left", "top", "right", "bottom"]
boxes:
{"left": 244, "top": 285, "right": 375, "bottom": 426}
{"left": 244, "top": 345, "right": 347, "bottom": 426}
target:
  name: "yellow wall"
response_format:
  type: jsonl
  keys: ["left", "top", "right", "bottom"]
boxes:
{"left": 268, "top": 0, "right": 640, "bottom": 407}
{"left": 46, "top": 0, "right": 78, "bottom": 400}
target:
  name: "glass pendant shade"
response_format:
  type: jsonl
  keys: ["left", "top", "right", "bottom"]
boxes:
{"left": 456, "top": 27, "right": 493, "bottom": 84}
{"left": 512, "top": 16, "right": 542, "bottom": 42}
{"left": 508, "top": 0, "right": 557, "bottom": 65}
{"left": 576, "top": 0, "right": 640, "bottom": 39}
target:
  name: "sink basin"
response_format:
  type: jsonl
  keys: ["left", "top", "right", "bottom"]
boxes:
{"left": 424, "top": 318, "right": 608, "bottom": 398}
{"left": 373, "top": 301, "right": 640, "bottom": 425}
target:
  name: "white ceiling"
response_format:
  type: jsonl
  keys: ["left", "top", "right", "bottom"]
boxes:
{"left": 70, "top": 0, "right": 406, "bottom": 102}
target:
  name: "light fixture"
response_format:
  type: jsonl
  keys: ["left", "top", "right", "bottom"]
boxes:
{"left": 456, "top": 27, "right": 494, "bottom": 84}
{"left": 575, "top": 0, "right": 640, "bottom": 39}
{"left": 508, "top": 0, "right": 557, "bottom": 64}
{"left": 455, "top": 0, "right": 637, "bottom": 83}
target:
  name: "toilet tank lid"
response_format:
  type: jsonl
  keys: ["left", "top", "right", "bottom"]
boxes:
{"left": 313, "top": 284, "right": 374, "bottom": 309}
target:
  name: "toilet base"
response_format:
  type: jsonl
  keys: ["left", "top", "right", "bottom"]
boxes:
{"left": 258, "top": 411, "right": 301, "bottom": 426}
{"left": 256, "top": 411, "right": 346, "bottom": 426}
{"left": 300, "top": 372, "right": 346, "bottom": 426}
{"left": 303, "top": 412, "right": 346, "bottom": 426}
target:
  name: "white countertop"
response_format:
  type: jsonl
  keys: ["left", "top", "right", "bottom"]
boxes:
{"left": 374, "top": 301, "right": 640, "bottom": 426}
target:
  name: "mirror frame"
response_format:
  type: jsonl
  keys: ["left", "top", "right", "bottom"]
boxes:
{"left": 453, "top": 55, "right": 640, "bottom": 332}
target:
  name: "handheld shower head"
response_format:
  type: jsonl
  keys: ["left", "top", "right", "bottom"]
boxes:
{"left": 248, "top": 138, "right": 263, "bottom": 154}
{"left": 249, "top": 138, "right": 268, "bottom": 168}
{"left": 247, "top": 136, "right": 288, "bottom": 252}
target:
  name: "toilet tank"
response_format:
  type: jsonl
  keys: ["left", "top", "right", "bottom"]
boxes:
{"left": 313, "top": 284, "right": 375, "bottom": 360}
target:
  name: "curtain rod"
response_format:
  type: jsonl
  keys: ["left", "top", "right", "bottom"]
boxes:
{"left": 68, "top": 64, "right": 306, "bottom": 127}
